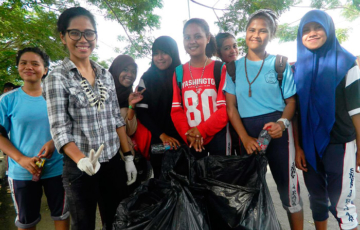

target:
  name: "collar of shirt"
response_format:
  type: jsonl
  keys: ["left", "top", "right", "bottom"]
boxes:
{"left": 62, "top": 57, "right": 106, "bottom": 78}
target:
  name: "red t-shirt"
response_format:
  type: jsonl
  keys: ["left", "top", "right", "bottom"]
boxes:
{"left": 171, "top": 61, "right": 228, "bottom": 145}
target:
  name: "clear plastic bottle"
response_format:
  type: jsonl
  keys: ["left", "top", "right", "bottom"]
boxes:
{"left": 151, "top": 143, "right": 172, "bottom": 154}
{"left": 257, "top": 128, "right": 272, "bottom": 154}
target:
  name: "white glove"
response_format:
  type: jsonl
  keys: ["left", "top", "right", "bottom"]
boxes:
{"left": 124, "top": 155, "right": 137, "bottom": 185}
{"left": 77, "top": 145, "right": 104, "bottom": 176}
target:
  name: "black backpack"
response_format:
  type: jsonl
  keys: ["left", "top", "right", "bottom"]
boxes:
{"left": 226, "top": 55, "right": 288, "bottom": 101}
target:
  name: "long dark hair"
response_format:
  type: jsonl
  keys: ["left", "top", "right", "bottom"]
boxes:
{"left": 215, "top": 32, "right": 236, "bottom": 58}
{"left": 183, "top": 18, "right": 217, "bottom": 58}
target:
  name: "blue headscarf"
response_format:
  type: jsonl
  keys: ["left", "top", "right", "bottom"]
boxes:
{"left": 294, "top": 10, "right": 356, "bottom": 170}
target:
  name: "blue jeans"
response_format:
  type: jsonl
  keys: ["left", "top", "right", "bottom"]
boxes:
{"left": 62, "top": 153, "right": 128, "bottom": 230}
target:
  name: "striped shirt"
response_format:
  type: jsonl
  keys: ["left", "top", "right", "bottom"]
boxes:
{"left": 43, "top": 58, "right": 124, "bottom": 162}
{"left": 330, "top": 63, "right": 360, "bottom": 143}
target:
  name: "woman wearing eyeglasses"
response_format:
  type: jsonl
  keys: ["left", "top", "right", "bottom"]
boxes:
{"left": 43, "top": 7, "right": 137, "bottom": 230}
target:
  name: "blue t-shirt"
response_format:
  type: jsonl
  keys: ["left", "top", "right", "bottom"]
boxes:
{"left": 223, "top": 55, "right": 296, "bottom": 118}
{"left": 0, "top": 88, "right": 63, "bottom": 180}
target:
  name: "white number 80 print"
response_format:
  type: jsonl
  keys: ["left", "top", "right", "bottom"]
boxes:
{"left": 184, "top": 89, "right": 218, "bottom": 127}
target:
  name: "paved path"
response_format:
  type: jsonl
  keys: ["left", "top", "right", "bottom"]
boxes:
{"left": 267, "top": 167, "right": 360, "bottom": 230}
{"left": 1, "top": 167, "right": 359, "bottom": 230}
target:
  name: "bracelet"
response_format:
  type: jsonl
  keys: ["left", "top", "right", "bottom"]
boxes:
{"left": 129, "top": 105, "right": 134, "bottom": 110}
{"left": 123, "top": 151, "right": 132, "bottom": 156}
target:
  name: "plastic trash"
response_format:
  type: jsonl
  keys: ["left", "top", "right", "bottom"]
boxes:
{"left": 113, "top": 146, "right": 281, "bottom": 230}
{"left": 257, "top": 128, "right": 272, "bottom": 154}
{"left": 151, "top": 143, "right": 172, "bottom": 154}
{"left": 113, "top": 146, "right": 209, "bottom": 230}
{"left": 194, "top": 154, "right": 282, "bottom": 229}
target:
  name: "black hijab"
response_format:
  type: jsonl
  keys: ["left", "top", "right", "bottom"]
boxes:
{"left": 109, "top": 55, "right": 137, "bottom": 108}
{"left": 139, "top": 36, "right": 181, "bottom": 140}
{"left": 142, "top": 36, "right": 181, "bottom": 83}
{"left": 142, "top": 36, "right": 181, "bottom": 97}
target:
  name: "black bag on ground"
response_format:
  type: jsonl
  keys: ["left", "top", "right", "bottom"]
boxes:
{"left": 113, "top": 146, "right": 281, "bottom": 230}
{"left": 112, "top": 146, "right": 209, "bottom": 230}
{"left": 194, "top": 153, "right": 282, "bottom": 230}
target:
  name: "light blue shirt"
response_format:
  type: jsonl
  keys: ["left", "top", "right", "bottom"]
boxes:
{"left": 223, "top": 55, "right": 296, "bottom": 118}
{"left": 0, "top": 88, "right": 63, "bottom": 180}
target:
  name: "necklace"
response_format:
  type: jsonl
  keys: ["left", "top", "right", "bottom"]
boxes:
{"left": 80, "top": 67, "right": 109, "bottom": 111}
{"left": 189, "top": 57, "right": 208, "bottom": 94}
{"left": 244, "top": 52, "right": 266, "bottom": 97}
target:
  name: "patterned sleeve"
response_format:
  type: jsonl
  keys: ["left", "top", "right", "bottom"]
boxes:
{"left": 282, "top": 63, "right": 297, "bottom": 99}
{"left": 43, "top": 69, "right": 75, "bottom": 152}
{"left": 345, "top": 65, "right": 360, "bottom": 116}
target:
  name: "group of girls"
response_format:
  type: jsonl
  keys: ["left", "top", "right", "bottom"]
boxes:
{"left": 0, "top": 5, "right": 359, "bottom": 230}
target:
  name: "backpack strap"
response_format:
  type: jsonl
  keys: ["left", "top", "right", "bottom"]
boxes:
{"left": 226, "top": 60, "right": 236, "bottom": 83}
{"left": 275, "top": 55, "right": 288, "bottom": 101}
{"left": 175, "top": 65, "right": 184, "bottom": 101}
{"left": 213, "top": 61, "right": 225, "bottom": 90}
{"left": 176, "top": 61, "right": 225, "bottom": 97}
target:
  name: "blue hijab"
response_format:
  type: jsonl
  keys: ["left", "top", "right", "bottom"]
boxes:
{"left": 294, "top": 10, "right": 356, "bottom": 170}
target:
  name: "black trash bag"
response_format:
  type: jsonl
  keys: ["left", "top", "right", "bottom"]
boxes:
{"left": 195, "top": 153, "right": 282, "bottom": 230}
{"left": 113, "top": 146, "right": 209, "bottom": 230}
{"left": 159, "top": 146, "right": 211, "bottom": 229}
{"left": 159, "top": 145, "right": 196, "bottom": 183}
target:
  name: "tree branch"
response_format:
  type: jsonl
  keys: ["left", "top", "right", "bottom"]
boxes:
{"left": 190, "top": 0, "right": 230, "bottom": 11}
{"left": 102, "top": 0, "right": 140, "bottom": 54}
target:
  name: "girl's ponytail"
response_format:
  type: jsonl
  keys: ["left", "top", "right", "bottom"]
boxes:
{"left": 206, "top": 34, "right": 217, "bottom": 58}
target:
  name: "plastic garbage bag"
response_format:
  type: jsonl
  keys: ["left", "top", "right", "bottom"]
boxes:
{"left": 112, "top": 146, "right": 209, "bottom": 230}
{"left": 113, "top": 146, "right": 281, "bottom": 230}
{"left": 195, "top": 153, "right": 282, "bottom": 230}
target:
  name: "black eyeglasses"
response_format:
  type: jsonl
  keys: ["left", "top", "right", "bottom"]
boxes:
{"left": 66, "top": 29, "right": 97, "bottom": 41}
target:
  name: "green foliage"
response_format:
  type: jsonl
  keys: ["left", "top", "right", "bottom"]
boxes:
{"left": 354, "top": 0, "right": 360, "bottom": 10}
{"left": 335, "top": 28, "right": 350, "bottom": 43}
{"left": 90, "top": 52, "right": 111, "bottom": 69}
{"left": 0, "top": 0, "right": 162, "bottom": 82}
{"left": 341, "top": 3, "right": 360, "bottom": 20}
{"left": 0, "top": 1, "right": 67, "bottom": 83}
{"left": 277, "top": 25, "right": 350, "bottom": 44}
{"left": 217, "top": 0, "right": 359, "bottom": 51}
{"left": 236, "top": 37, "right": 248, "bottom": 56}
{"left": 277, "top": 24, "right": 299, "bottom": 43}
{"left": 217, "top": 0, "right": 297, "bottom": 36}
{"left": 86, "top": 0, "right": 162, "bottom": 58}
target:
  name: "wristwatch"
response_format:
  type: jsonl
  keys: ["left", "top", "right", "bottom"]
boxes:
{"left": 277, "top": 118, "right": 290, "bottom": 131}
